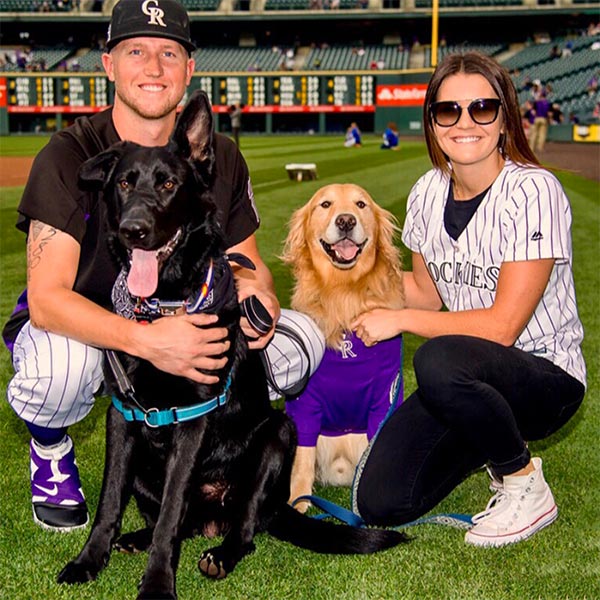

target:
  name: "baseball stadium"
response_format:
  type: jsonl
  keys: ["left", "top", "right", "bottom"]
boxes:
{"left": 0, "top": 1, "right": 599, "bottom": 598}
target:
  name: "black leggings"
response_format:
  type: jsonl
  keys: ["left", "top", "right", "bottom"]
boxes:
{"left": 356, "top": 335, "right": 584, "bottom": 526}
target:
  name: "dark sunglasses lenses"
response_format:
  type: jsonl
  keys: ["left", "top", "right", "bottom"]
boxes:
{"left": 431, "top": 99, "right": 501, "bottom": 126}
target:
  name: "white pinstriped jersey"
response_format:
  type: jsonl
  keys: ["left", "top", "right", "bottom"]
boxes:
{"left": 402, "top": 160, "right": 586, "bottom": 387}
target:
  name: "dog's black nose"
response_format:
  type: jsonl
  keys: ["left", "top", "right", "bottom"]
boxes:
{"left": 335, "top": 213, "right": 357, "bottom": 232}
{"left": 120, "top": 220, "right": 149, "bottom": 242}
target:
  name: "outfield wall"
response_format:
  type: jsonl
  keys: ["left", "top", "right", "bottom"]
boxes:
{"left": 1, "top": 71, "right": 595, "bottom": 143}
{"left": 0, "top": 70, "right": 432, "bottom": 136}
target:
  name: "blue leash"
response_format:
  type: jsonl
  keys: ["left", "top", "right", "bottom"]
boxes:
{"left": 292, "top": 494, "right": 473, "bottom": 531}
{"left": 291, "top": 361, "right": 474, "bottom": 532}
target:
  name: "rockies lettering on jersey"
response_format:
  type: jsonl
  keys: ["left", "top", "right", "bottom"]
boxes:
{"left": 340, "top": 337, "right": 357, "bottom": 359}
{"left": 427, "top": 259, "right": 500, "bottom": 291}
{"left": 402, "top": 160, "right": 586, "bottom": 387}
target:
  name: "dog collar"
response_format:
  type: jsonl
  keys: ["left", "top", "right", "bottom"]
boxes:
{"left": 111, "top": 374, "right": 231, "bottom": 428}
{"left": 133, "top": 258, "right": 215, "bottom": 322}
{"left": 113, "top": 253, "right": 256, "bottom": 324}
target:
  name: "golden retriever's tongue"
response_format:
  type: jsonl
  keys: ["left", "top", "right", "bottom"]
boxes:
{"left": 333, "top": 239, "right": 359, "bottom": 261}
{"left": 127, "top": 248, "right": 159, "bottom": 298}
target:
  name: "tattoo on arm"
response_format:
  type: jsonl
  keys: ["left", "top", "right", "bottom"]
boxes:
{"left": 28, "top": 221, "right": 58, "bottom": 274}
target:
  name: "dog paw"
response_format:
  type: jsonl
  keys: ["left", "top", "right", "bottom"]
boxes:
{"left": 290, "top": 497, "right": 311, "bottom": 513}
{"left": 57, "top": 560, "right": 102, "bottom": 584}
{"left": 198, "top": 543, "right": 255, "bottom": 580}
{"left": 198, "top": 549, "right": 229, "bottom": 579}
{"left": 114, "top": 528, "right": 153, "bottom": 554}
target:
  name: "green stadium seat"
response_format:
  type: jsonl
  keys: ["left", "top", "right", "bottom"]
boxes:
{"left": 182, "top": 0, "right": 221, "bottom": 10}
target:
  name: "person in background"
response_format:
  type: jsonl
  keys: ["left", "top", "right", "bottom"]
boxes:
{"left": 353, "top": 51, "right": 585, "bottom": 548}
{"left": 549, "top": 102, "right": 564, "bottom": 125}
{"left": 380, "top": 122, "right": 400, "bottom": 150}
{"left": 228, "top": 101, "right": 243, "bottom": 147}
{"left": 520, "top": 98, "right": 535, "bottom": 141}
{"left": 344, "top": 122, "right": 362, "bottom": 147}
{"left": 529, "top": 92, "right": 551, "bottom": 153}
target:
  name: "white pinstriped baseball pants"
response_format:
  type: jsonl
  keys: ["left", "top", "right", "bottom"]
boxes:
{"left": 7, "top": 321, "right": 104, "bottom": 428}
{"left": 6, "top": 309, "right": 325, "bottom": 428}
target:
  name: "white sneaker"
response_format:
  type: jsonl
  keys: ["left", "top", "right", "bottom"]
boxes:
{"left": 465, "top": 457, "right": 558, "bottom": 547}
{"left": 486, "top": 465, "right": 503, "bottom": 494}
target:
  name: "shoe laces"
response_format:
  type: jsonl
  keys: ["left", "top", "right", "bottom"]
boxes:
{"left": 471, "top": 489, "right": 510, "bottom": 525}
{"left": 471, "top": 474, "right": 536, "bottom": 529}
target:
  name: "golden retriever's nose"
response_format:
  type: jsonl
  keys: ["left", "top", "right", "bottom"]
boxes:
{"left": 335, "top": 214, "right": 357, "bottom": 233}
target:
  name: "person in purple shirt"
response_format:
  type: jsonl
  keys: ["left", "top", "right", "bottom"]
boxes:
{"left": 529, "top": 92, "right": 551, "bottom": 153}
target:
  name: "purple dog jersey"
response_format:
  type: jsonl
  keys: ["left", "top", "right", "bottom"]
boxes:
{"left": 285, "top": 332, "right": 402, "bottom": 446}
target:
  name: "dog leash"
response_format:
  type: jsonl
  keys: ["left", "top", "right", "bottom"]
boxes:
{"left": 291, "top": 494, "right": 473, "bottom": 531}
{"left": 290, "top": 365, "right": 473, "bottom": 531}
{"left": 105, "top": 349, "right": 231, "bottom": 428}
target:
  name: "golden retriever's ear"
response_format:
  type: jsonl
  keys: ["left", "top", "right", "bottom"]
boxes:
{"left": 281, "top": 202, "right": 311, "bottom": 266}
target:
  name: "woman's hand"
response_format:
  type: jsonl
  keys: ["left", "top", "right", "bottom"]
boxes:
{"left": 352, "top": 309, "right": 404, "bottom": 346}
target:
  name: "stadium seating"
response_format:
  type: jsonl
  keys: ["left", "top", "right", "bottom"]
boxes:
{"left": 503, "top": 35, "right": 600, "bottom": 72}
{"left": 304, "top": 45, "right": 409, "bottom": 70}
{"left": 264, "top": 0, "right": 309, "bottom": 9}
{"left": 72, "top": 48, "right": 104, "bottom": 71}
{"left": 0, "top": 0, "right": 34, "bottom": 10}
{"left": 424, "top": 43, "right": 506, "bottom": 67}
{"left": 0, "top": 6, "right": 597, "bottom": 125}
{"left": 193, "top": 46, "right": 283, "bottom": 71}
{"left": 263, "top": 0, "right": 364, "bottom": 9}
{"left": 182, "top": 0, "right": 222, "bottom": 10}
{"left": 415, "top": 0, "right": 523, "bottom": 7}
{"left": 0, "top": 0, "right": 74, "bottom": 9}
{"left": 1, "top": 46, "right": 74, "bottom": 70}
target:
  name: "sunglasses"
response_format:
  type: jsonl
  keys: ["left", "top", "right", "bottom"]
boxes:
{"left": 429, "top": 98, "right": 502, "bottom": 127}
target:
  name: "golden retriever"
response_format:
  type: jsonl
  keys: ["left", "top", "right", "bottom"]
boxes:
{"left": 281, "top": 183, "right": 404, "bottom": 512}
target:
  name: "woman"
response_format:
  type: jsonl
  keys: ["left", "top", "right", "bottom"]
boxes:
{"left": 352, "top": 52, "right": 586, "bottom": 547}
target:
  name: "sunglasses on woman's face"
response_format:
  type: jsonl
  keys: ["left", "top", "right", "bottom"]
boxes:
{"left": 429, "top": 98, "right": 502, "bottom": 127}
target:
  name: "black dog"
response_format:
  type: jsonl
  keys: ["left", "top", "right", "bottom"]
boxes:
{"left": 57, "top": 90, "right": 405, "bottom": 599}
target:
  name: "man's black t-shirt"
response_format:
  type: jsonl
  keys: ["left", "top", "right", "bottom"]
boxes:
{"left": 5, "top": 107, "right": 259, "bottom": 341}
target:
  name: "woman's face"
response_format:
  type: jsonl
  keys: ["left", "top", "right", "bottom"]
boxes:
{"left": 432, "top": 73, "right": 505, "bottom": 174}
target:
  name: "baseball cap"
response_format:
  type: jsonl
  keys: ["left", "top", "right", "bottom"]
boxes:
{"left": 106, "top": 0, "right": 196, "bottom": 54}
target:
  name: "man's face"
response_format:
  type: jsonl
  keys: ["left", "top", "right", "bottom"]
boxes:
{"left": 103, "top": 37, "right": 194, "bottom": 120}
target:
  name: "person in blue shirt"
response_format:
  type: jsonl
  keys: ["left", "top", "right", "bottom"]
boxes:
{"left": 344, "top": 122, "right": 362, "bottom": 147}
{"left": 381, "top": 122, "right": 399, "bottom": 150}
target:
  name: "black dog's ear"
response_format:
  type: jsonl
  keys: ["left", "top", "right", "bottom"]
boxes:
{"left": 171, "top": 90, "right": 214, "bottom": 165}
{"left": 78, "top": 143, "right": 127, "bottom": 191}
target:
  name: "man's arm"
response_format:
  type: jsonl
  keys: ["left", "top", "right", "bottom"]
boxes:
{"left": 227, "top": 233, "right": 280, "bottom": 350}
{"left": 26, "top": 220, "right": 229, "bottom": 384}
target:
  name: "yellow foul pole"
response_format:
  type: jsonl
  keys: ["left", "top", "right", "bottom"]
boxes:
{"left": 431, "top": 0, "right": 439, "bottom": 67}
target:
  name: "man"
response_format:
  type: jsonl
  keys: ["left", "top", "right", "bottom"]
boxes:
{"left": 228, "top": 101, "right": 242, "bottom": 147}
{"left": 3, "top": 0, "right": 322, "bottom": 533}
{"left": 529, "top": 92, "right": 551, "bottom": 154}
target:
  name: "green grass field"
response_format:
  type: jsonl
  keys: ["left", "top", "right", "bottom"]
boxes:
{"left": 0, "top": 134, "right": 598, "bottom": 600}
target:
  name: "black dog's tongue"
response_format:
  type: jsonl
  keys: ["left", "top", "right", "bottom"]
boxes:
{"left": 127, "top": 248, "right": 159, "bottom": 298}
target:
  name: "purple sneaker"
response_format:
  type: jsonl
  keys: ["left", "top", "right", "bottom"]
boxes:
{"left": 30, "top": 436, "right": 89, "bottom": 532}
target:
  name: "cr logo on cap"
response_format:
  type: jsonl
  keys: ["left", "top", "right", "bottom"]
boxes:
{"left": 142, "top": 0, "right": 166, "bottom": 27}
